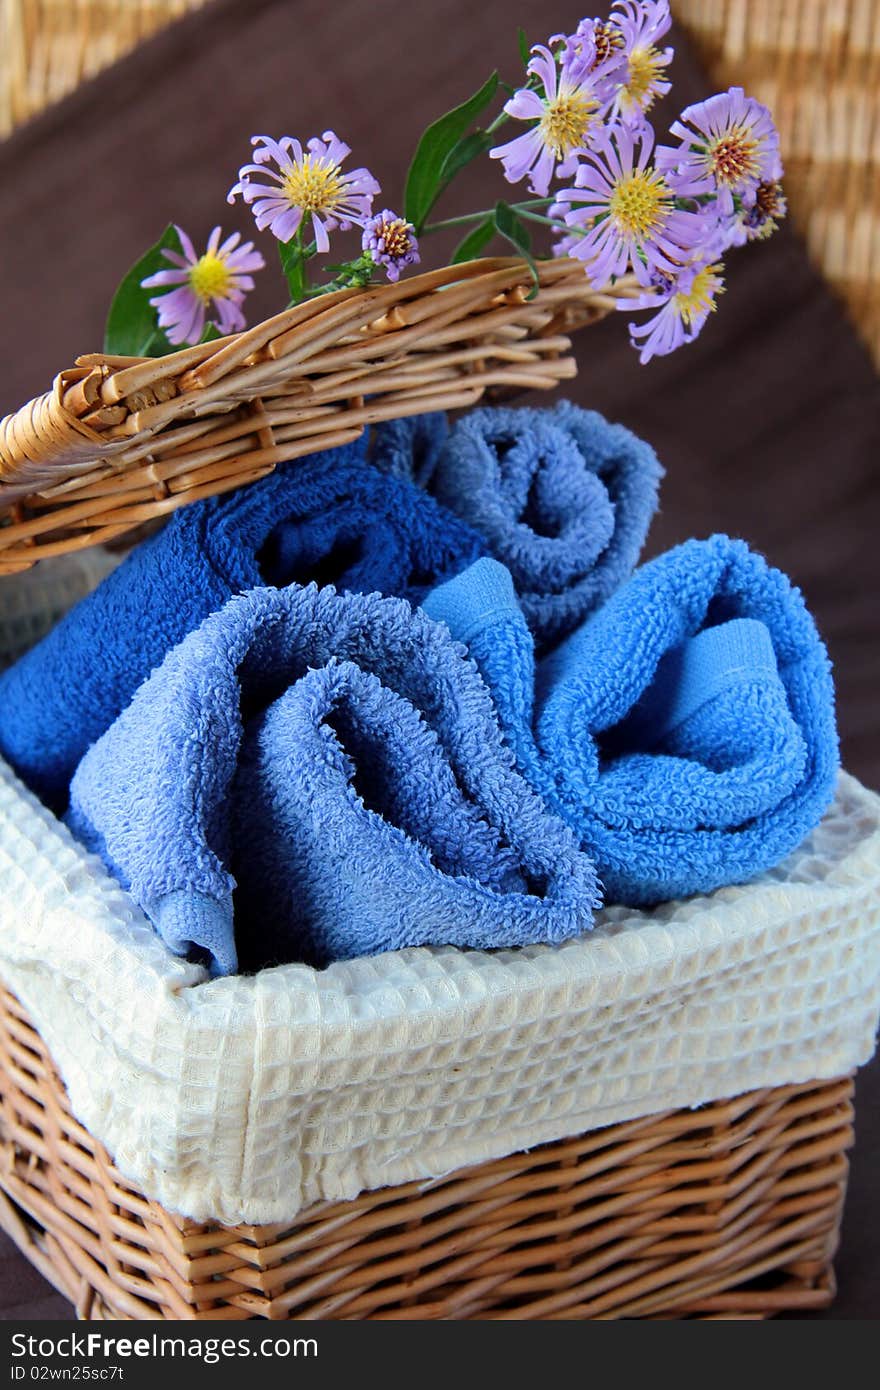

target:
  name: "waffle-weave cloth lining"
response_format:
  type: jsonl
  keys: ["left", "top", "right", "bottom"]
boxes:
{"left": 0, "top": 549, "right": 121, "bottom": 673}
{"left": 0, "top": 559, "right": 878, "bottom": 1225}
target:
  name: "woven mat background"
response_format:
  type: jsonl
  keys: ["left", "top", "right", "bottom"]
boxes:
{"left": 0, "top": 2, "right": 205, "bottom": 133}
{"left": 676, "top": 0, "right": 880, "bottom": 367}
{"left": 1, "top": 0, "right": 878, "bottom": 366}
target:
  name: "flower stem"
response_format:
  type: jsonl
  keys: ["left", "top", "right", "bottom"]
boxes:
{"left": 281, "top": 227, "right": 317, "bottom": 306}
{"left": 516, "top": 209, "right": 565, "bottom": 229}
{"left": 295, "top": 227, "right": 309, "bottom": 293}
{"left": 422, "top": 197, "right": 555, "bottom": 236}
{"left": 422, "top": 210, "right": 489, "bottom": 234}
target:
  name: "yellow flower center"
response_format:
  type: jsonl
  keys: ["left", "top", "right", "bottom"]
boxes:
{"left": 592, "top": 21, "right": 624, "bottom": 67}
{"left": 376, "top": 218, "right": 413, "bottom": 258}
{"left": 708, "top": 128, "right": 759, "bottom": 186}
{"left": 282, "top": 155, "right": 345, "bottom": 214}
{"left": 620, "top": 45, "right": 666, "bottom": 113}
{"left": 608, "top": 169, "right": 670, "bottom": 239}
{"left": 755, "top": 180, "right": 783, "bottom": 217}
{"left": 539, "top": 90, "right": 598, "bottom": 158}
{"left": 188, "top": 253, "right": 232, "bottom": 305}
{"left": 675, "top": 265, "right": 723, "bottom": 326}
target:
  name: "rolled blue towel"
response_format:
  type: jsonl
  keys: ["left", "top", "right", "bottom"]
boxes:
{"left": 423, "top": 537, "right": 839, "bottom": 904}
{"left": 0, "top": 440, "right": 484, "bottom": 810}
{"left": 67, "top": 584, "right": 600, "bottom": 974}
{"left": 374, "top": 402, "right": 663, "bottom": 648}
{"left": 372, "top": 411, "right": 448, "bottom": 488}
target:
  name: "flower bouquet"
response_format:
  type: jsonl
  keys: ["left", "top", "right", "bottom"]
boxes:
{"left": 0, "top": 1, "right": 785, "bottom": 572}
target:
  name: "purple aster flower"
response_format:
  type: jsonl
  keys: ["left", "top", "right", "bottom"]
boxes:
{"left": 489, "top": 44, "right": 607, "bottom": 195}
{"left": 725, "top": 178, "right": 788, "bottom": 246}
{"left": 553, "top": 122, "right": 714, "bottom": 288}
{"left": 362, "top": 210, "right": 420, "bottom": 282}
{"left": 656, "top": 87, "right": 782, "bottom": 214}
{"left": 625, "top": 259, "right": 725, "bottom": 363}
{"left": 228, "top": 132, "right": 380, "bottom": 251}
{"left": 141, "top": 225, "right": 265, "bottom": 347}
{"left": 607, "top": 0, "right": 674, "bottom": 127}
{"left": 552, "top": 17, "right": 627, "bottom": 96}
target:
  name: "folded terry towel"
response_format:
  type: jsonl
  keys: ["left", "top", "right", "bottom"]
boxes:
{"left": 67, "top": 584, "right": 600, "bottom": 974}
{"left": 423, "top": 537, "right": 839, "bottom": 904}
{"left": 375, "top": 403, "right": 663, "bottom": 647}
{"left": 0, "top": 441, "right": 484, "bottom": 809}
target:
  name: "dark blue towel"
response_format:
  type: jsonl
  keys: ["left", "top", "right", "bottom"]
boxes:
{"left": 0, "top": 441, "right": 484, "bottom": 809}
{"left": 67, "top": 584, "right": 600, "bottom": 974}
{"left": 423, "top": 537, "right": 839, "bottom": 904}
{"left": 375, "top": 403, "right": 663, "bottom": 647}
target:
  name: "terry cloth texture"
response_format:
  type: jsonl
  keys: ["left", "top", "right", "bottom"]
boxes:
{"left": 0, "top": 752, "right": 878, "bottom": 1226}
{"left": 0, "top": 442, "right": 484, "bottom": 810}
{"left": 374, "top": 403, "right": 663, "bottom": 647}
{"left": 423, "top": 538, "right": 840, "bottom": 904}
{"left": 67, "top": 584, "right": 599, "bottom": 975}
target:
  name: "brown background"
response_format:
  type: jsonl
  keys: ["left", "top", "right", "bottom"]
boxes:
{"left": 0, "top": 0, "right": 877, "bottom": 1319}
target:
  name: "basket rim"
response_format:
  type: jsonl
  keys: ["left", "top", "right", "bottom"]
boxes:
{"left": 73, "top": 255, "right": 588, "bottom": 385}
{"left": 0, "top": 256, "right": 637, "bottom": 572}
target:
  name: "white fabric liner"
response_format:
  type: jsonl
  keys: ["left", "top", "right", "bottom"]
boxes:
{"left": 0, "top": 551, "right": 878, "bottom": 1226}
{"left": 0, "top": 758, "right": 878, "bottom": 1226}
{"left": 0, "top": 548, "right": 122, "bottom": 673}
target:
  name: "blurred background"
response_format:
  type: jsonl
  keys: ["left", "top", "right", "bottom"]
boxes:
{"left": 0, "top": 0, "right": 877, "bottom": 1319}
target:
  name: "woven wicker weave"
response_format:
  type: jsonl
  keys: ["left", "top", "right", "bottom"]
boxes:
{"left": 0, "top": 0, "right": 205, "bottom": 134}
{"left": 676, "top": 0, "right": 880, "bottom": 366}
{"left": 0, "top": 984, "right": 852, "bottom": 1320}
{"left": 0, "top": 257, "right": 632, "bottom": 573}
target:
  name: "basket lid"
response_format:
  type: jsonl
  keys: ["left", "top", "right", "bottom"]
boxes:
{"left": 0, "top": 258, "right": 633, "bottom": 574}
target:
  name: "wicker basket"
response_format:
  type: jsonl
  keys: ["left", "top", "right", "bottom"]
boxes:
{"left": 0, "top": 251, "right": 871, "bottom": 1319}
{"left": 0, "top": 256, "right": 632, "bottom": 574}
{"left": 0, "top": 984, "right": 852, "bottom": 1321}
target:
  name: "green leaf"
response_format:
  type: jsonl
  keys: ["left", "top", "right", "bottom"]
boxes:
{"left": 103, "top": 224, "right": 181, "bottom": 357}
{"left": 438, "top": 130, "right": 495, "bottom": 188}
{"left": 451, "top": 217, "right": 496, "bottom": 264}
{"left": 492, "top": 201, "right": 540, "bottom": 298}
{"left": 279, "top": 238, "right": 307, "bottom": 303}
{"left": 492, "top": 200, "right": 531, "bottom": 251}
{"left": 404, "top": 71, "right": 499, "bottom": 232}
{"left": 517, "top": 27, "right": 530, "bottom": 64}
{"left": 199, "top": 322, "right": 222, "bottom": 344}
{"left": 493, "top": 201, "right": 532, "bottom": 252}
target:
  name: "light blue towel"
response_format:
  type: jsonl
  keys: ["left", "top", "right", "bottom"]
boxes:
{"left": 67, "top": 584, "right": 600, "bottom": 973}
{"left": 423, "top": 537, "right": 839, "bottom": 904}
{"left": 375, "top": 403, "right": 663, "bottom": 647}
{"left": 0, "top": 440, "right": 484, "bottom": 810}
